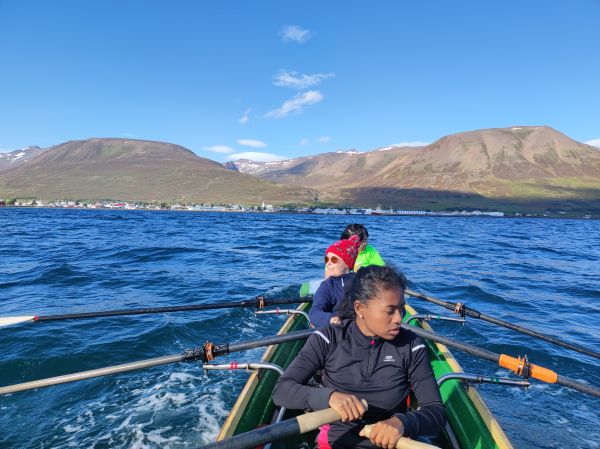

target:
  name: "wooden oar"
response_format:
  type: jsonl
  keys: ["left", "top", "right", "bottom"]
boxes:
{"left": 402, "top": 323, "right": 600, "bottom": 399}
{"left": 0, "top": 329, "right": 315, "bottom": 395}
{"left": 405, "top": 289, "right": 600, "bottom": 360}
{"left": 0, "top": 296, "right": 312, "bottom": 328}
{"left": 198, "top": 401, "right": 440, "bottom": 449}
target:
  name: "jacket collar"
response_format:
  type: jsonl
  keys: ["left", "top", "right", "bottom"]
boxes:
{"left": 349, "top": 319, "right": 384, "bottom": 347}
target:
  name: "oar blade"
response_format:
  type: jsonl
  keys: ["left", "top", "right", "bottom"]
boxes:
{"left": 0, "top": 316, "right": 35, "bottom": 328}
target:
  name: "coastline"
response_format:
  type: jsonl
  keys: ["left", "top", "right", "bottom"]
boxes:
{"left": 1, "top": 204, "right": 596, "bottom": 220}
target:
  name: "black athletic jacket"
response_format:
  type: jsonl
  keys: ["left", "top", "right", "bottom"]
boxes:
{"left": 272, "top": 320, "right": 446, "bottom": 448}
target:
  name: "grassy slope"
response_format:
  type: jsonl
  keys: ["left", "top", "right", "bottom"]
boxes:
{"left": 0, "top": 139, "right": 316, "bottom": 205}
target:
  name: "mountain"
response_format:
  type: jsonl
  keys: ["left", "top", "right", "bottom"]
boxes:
{"left": 3, "top": 127, "right": 599, "bottom": 212}
{"left": 225, "top": 150, "right": 372, "bottom": 177}
{"left": 0, "top": 146, "right": 48, "bottom": 172}
{"left": 222, "top": 161, "right": 240, "bottom": 172}
{"left": 0, "top": 138, "right": 316, "bottom": 204}
{"left": 224, "top": 158, "right": 306, "bottom": 176}
{"left": 226, "top": 127, "right": 600, "bottom": 211}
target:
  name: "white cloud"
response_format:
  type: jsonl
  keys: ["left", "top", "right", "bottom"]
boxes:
{"left": 229, "top": 152, "right": 288, "bottom": 162}
{"left": 318, "top": 136, "right": 331, "bottom": 143}
{"left": 274, "top": 70, "right": 334, "bottom": 89}
{"left": 203, "top": 145, "right": 235, "bottom": 154}
{"left": 239, "top": 108, "right": 251, "bottom": 125}
{"left": 299, "top": 138, "right": 310, "bottom": 146}
{"left": 584, "top": 139, "right": 600, "bottom": 148}
{"left": 237, "top": 139, "right": 267, "bottom": 148}
{"left": 120, "top": 133, "right": 138, "bottom": 138}
{"left": 280, "top": 25, "right": 311, "bottom": 43}
{"left": 392, "top": 141, "right": 430, "bottom": 147}
{"left": 266, "top": 90, "right": 324, "bottom": 119}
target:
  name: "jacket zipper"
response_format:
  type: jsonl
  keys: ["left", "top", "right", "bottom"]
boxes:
{"left": 365, "top": 338, "right": 375, "bottom": 379}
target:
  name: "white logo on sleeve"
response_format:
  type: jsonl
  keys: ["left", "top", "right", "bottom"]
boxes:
{"left": 383, "top": 355, "right": 396, "bottom": 362}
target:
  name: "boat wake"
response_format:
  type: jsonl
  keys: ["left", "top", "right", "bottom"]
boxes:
{"left": 48, "top": 369, "right": 232, "bottom": 449}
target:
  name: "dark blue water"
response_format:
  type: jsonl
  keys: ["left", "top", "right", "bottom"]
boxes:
{"left": 1, "top": 208, "right": 599, "bottom": 449}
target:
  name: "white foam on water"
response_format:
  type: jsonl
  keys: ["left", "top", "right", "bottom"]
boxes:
{"left": 63, "top": 424, "right": 82, "bottom": 433}
{"left": 263, "top": 285, "right": 284, "bottom": 295}
{"left": 134, "top": 391, "right": 188, "bottom": 410}
{"left": 126, "top": 425, "right": 182, "bottom": 449}
{"left": 196, "top": 390, "right": 230, "bottom": 444}
{"left": 146, "top": 427, "right": 181, "bottom": 444}
{"left": 49, "top": 365, "right": 242, "bottom": 449}
{"left": 526, "top": 382, "right": 550, "bottom": 392}
{"left": 168, "top": 371, "right": 201, "bottom": 383}
{"left": 556, "top": 416, "right": 569, "bottom": 425}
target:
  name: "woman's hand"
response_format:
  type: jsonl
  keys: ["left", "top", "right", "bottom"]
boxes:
{"left": 359, "top": 416, "right": 404, "bottom": 449}
{"left": 328, "top": 392, "right": 366, "bottom": 422}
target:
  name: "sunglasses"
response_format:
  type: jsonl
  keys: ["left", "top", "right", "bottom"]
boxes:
{"left": 324, "top": 255, "right": 341, "bottom": 264}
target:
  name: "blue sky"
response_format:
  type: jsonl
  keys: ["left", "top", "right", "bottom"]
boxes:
{"left": 1, "top": 1, "right": 599, "bottom": 161}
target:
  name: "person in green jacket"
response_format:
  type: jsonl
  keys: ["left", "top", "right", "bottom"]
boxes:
{"left": 341, "top": 224, "right": 385, "bottom": 271}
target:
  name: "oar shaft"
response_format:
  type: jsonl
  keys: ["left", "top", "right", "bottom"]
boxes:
{"left": 28, "top": 297, "right": 312, "bottom": 323}
{"left": 199, "top": 401, "right": 437, "bottom": 449}
{"left": 475, "top": 311, "right": 600, "bottom": 360}
{"left": 198, "top": 409, "right": 339, "bottom": 449}
{"left": 199, "top": 419, "right": 301, "bottom": 449}
{"left": 405, "top": 289, "right": 448, "bottom": 308}
{"left": 0, "top": 329, "right": 315, "bottom": 395}
{"left": 0, "top": 355, "right": 183, "bottom": 395}
{"left": 228, "top": 329, "right": 315, "bottom": 353}
{"left": 401, "top": 324, "right": 499, "bottom": 363}
{"left": 405, "top": 289, "right": 600, "bottom": 360}
{"left": 402, "top": 324, "right": 600, "bottom": 399}
{"left": 198, "top": 402, "right": 361, "bottom": 449}
{"left": 557, "top": 375, "right": 600, "bottom": 398}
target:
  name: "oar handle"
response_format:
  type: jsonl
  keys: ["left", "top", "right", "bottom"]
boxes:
{"left": 361, "top": 425, "right": 441, "bottom": 449}
{"left": 298, "top": 399, "right": 369, "bottom": 433}
{"left": 297, "top": 407, "right": 348, "bottom": 433}
{"left": 199, "top": 401, "right": 369, "bottom": 449}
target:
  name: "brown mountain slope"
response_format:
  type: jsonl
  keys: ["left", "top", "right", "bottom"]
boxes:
{"left": 373, "top": 126, "right": 600, "bottom": 195}
{"left": 231, "top": 147, "right": 417, "bottom": 189}
{"left": 0, "top": 138, "right": 315, "bottom": 204}
{"left": 232, "top": 126, "right": 600, "bottom": 209}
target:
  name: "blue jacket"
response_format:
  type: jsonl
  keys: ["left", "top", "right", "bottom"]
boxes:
{"left": 309, "top": 273, "right": 355, "bottom": 328}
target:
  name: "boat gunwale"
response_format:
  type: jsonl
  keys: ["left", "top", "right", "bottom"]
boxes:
{"left": 407, "top": 303, "right": 514, "bottom": 449}
{"left": 216, "top": 302, "right": 310, "bottom": 440}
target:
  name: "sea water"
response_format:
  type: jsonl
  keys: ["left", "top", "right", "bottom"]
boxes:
{"left": 0, "top": 208, "right": 599, "bottom": 449}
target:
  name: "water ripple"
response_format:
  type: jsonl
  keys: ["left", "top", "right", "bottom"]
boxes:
{"left": 0, "top": 209, "right": 599, "bottom": 448}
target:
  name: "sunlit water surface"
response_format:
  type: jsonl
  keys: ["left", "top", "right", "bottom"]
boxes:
{"left": 1, "top": 208, "right": 598, "bottom": 448}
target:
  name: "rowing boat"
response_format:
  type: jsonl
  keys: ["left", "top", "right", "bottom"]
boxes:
{"left": 215, "top": 282, "right": 516, "bottom": 449}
